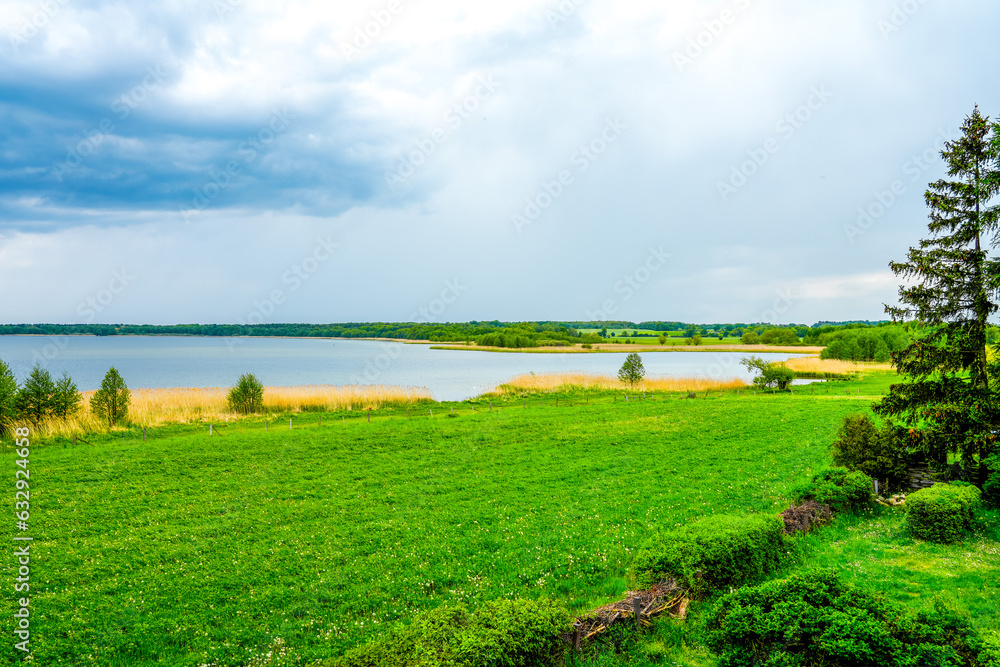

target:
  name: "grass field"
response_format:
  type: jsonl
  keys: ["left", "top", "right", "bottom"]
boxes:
{"left": 2, "top": 371, "right": 995, "bottom": 665}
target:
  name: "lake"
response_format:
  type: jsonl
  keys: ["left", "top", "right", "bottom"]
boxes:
{"left": 0, "top": 335, "right": 811, "bottom": 402}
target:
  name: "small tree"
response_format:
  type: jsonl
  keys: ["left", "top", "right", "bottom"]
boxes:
{"left": 0, "top": 359, "right": 18, "bottom": 437}
{"left": 741, "top": 331, "right": 760, "bottom": 345}
{"left": 741, "top": 355, "right": 794, "bottom": 390}
{"left": 830, "top": 414, "right": 910, "bottom": 491}
{"left": 228, "top": 373, "right": 264, "bottom": 414}
{"left": 618, "top": 352, "right": 645, "bottom": 389}
{"left": 692, "top": 334, "right": 703, "bottom": 346}
{"left": 15, "top": 364, "right": 56, "bottom": 425}
{"left": 91, "top": 367, "right": 130, "bottom": 428}
{"left": 52, "top": 372, "right": 83, "bottom": 419}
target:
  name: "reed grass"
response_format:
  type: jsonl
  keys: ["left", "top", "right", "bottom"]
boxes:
{"left": 29, "top": 384, "right": 434, "bottom": 437}
{"left": 782, "top": 356, "right": 894, "bottom": 378}
{"left": 488, "top": 372, "right": 746, "bottom": 395}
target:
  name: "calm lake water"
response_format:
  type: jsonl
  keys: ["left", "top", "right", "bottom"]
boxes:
{"left": 0, "top": 336, "right": 810, "bottom": 402}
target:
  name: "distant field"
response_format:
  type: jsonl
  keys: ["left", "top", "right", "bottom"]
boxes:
{"left": 1, "top": 373, "right": 954, "bottom": 665}
{"left": 577, "top": 328, "right": 762, "bottom": 346}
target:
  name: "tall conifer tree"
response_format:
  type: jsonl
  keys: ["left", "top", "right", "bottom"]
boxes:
{"left": 875, "top": 107, "right": 1000, "bottom": 481}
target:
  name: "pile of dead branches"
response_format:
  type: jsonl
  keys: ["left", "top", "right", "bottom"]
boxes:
{"left": 779, "top": 500, "right": 832, "bottom": 534}
{"left": 562, "top": 579, "right": 689, "bottom": 648}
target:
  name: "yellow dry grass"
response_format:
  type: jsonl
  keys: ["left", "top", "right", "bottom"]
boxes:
{"left": 782, "top": 356, "right": 894, "bottom": 376}
{"left": 488, "top": 372, "right": 746, "bottom": 395}
{"left": 29, "top": 384, "right": 433, "bottom": 438}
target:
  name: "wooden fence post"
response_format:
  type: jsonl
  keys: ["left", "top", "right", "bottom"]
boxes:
{"left": 143, "top": 427, "right": 146, "bottom": 442}
{"left": 633, "top": 598, "right": 641, "bottom": 629}
{"left": 210, "top": 424, "right": 213, "bottom": 436}
{"left": 289, "top": 419, "right": 292, "bottom": 430}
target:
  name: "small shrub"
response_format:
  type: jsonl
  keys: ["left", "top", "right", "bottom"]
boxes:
{"left": 984, "top": 454, "right": 1000, "bottom": 509}
{"left": 705, "top": 568, "right": 983, "bottom": 667}
{"left": 830, "top": 414, "right": 910, "bottom": 491}
{"left": 790, "top": 466, "right": 873, "bottom": 513}
{"left": 333, "top": 598, "right": 570, "bottom": 667}
{"left": 981, "top": 632, "right": 1000, "bottom": 667}
{"left": 15, "top": 364, "right": 56, "bottom": 425}
{"left": 618, "top": 353, "right": 645, "bottom": 389}
{"left": 52, "top": 371, "right": 82, "bottom": 419}
{"left": 91, "top": 367, "right": 130, "bottom": 428}
{"left": 628, "top": 513, "right": 785, "bottom": 594}
{"left": 228, "top": 373, "right": 264, "bottom": 415}
{"left": 904, "top": 483, "right": 981, "bottom": 543}
{"left": 740, "top": 355, "right": 794, "bottom": 390}
{"left": 0, "top": 359, "right": 20, "bottom": 436}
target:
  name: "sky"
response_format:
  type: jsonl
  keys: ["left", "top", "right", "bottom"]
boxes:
{"left": 1, "top": 0, "right": 998, "bottom": 327}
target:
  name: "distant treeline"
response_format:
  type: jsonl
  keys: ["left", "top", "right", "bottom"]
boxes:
{"left": 0, "top": 321, "right": 951, "bottom": 357}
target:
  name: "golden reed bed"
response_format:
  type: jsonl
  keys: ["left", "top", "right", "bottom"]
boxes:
{"left": 489, "top": 372, "right": 747, "bottom": 395}
{"left": 33, "top": 384, "right": 433, "bottom": 437}
{"left": 782, "top": 356, "right": 894, "bottom": 376}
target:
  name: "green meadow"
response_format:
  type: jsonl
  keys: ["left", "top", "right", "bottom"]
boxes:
{"left": 2, "top": 372, "right": 997, "bottom": 666}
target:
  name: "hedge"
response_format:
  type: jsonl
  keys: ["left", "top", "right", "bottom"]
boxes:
{"left": 628, "top": 513, "right": 785, "bottom": 594}
{"left": 331, "top": 598, "right": 571, "bottom": 667}
{"left": 790, "top": 466, "right": 874, "bottom": 513}
{"left": 705, "top": 568, "right": 983, "bottom": 667}
{"left": 905, "top": 483, "right": 981, "bottom": 543}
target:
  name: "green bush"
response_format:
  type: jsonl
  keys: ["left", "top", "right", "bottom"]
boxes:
{"left": 740, "top": 356, "right": 794, "bottom": 390}
{"left": 705, "top": 568, "right": 983, "bottom": 667}
{"left": 332, "top": 598, "right": 570, "bottom": 667}
{"left": 759, "top": 328, "right": 798, "bottom": 345}
{"left": 830, "top": 414, "right": 910, "bottom": 491}
{"left": 904, "top": 483, "right": 981, "bottom": 543}
{"left": 618, "top": 352, "right": 645, "bottom": 389}
{"left": 0, "top": 358, "right": 19, "bottom": 437}
{"left": 628, "top": 513, "right": 785, "bottom": 594}
{"left": 52, "top": 371, "right": 82, "bottom": 419}
{"left": 227, "top": 373, "right": 264, "bottom": 415}
{"left": 983, "top": 454, "right": 1000, "bottom": 509}
{"left": 91, "top": 367, "right": 131, "bottom": 428}
{"left": 981, "top": 632, "right": 1000, "bottom": 667}
{"left": 791, "top": 466, "right": 873, "bottom": 513}
{"left": 15, "top": 364, "right": 56, "bottom": 425}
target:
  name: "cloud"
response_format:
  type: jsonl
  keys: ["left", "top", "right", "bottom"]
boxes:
{"left": 1, "top": 0, "right": 998, "bottom": 323}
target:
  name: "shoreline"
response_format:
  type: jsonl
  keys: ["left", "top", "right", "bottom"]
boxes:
{"left": 430, "top": 343, "right": 823, "bottom": 354}
{"left": 0, "top": 332, "right": 822, "bottom": 355}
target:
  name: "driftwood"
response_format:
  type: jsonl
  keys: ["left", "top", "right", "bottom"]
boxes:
{"left": 562, "top": 579, "right": 689, "bottom": 648}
